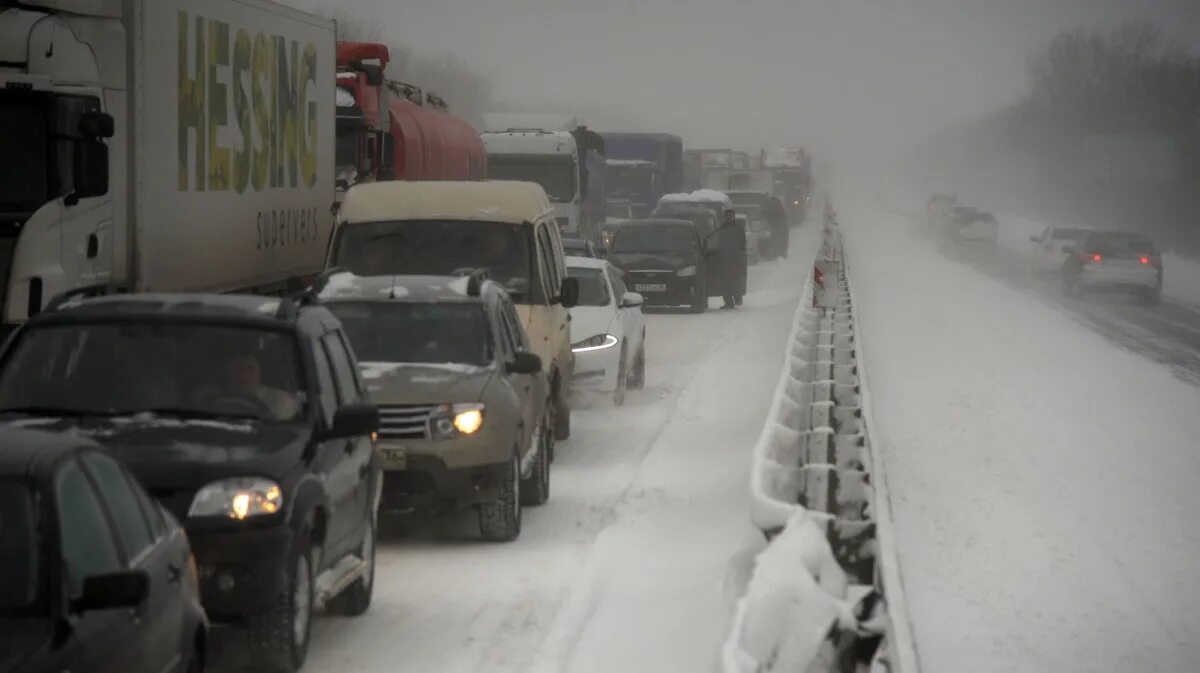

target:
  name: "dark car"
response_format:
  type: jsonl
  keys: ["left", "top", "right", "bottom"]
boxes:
{"left": 319, "top": 271, "right": 550, "bottom": 542}
{"left": 562, "top": 237, "right": 599, "bottom": 258}
{"left": 0, "top": 292, "right": 382, "bottom": 673}
{"left": 606, "top": 219, "right": 716, "bottom": 314}
{"left": 0, "top": 427, "right": 207, "bottom": 673}
{"left": 651, "top": 203, "right": 719, "bottom": 242}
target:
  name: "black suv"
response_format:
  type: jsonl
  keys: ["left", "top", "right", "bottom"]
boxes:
{"left": 0, "top": 291, "right": 382, "bottom": 673}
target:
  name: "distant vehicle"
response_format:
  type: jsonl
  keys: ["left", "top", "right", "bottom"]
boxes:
{"left": 1029, "top": 225, "right": 1094, "bottom": 276}
{"left": 0, "top": 428, "right": 208, "bottom": 673}
{"left": 599, "top": 133, "right": 684, "bottom": 210}
{"left": 319, "top": 271, "right": 551, "bottom": 541}
{"left": 329, "top": 180, "right": 580, "bottom": 440}
{"left": 481, "top": 121, "right": 606, "bottom": 241}
{"left": 927, "top": 194, "right": 957, "bottom": 226}
{"left": 563, "top": 237, "right": 600, "bottom": 258}
{"left": 727, "top": 191, "right": 788, "bottom": 259}
{"left": 761, "top": 147, "right": 813, "bottom": 223}
{"left": 651, "top": 203, "right": 720, "bottom": 242}
{"left": 566, "top": 256, "right": 647, "bottom": 406}
{"left": 606, "top": 219, "right": 716, "bottom": 314}
{"left": 1062, "top": 231, "right": 1163, "bottom": 305}
{"left": 951, "top": 207, "right": 998, "bottom": 243}
{"left": 0, "top": 292, "right": 383, "bottom": 673}
{"left": 656, "top": 189, "right": 733, "bottom": 232}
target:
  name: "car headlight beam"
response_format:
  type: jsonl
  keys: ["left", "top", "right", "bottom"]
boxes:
{"left": 431, "top": 403, "right": 486, "bottom": 440}
{"left": 572, "top": 334, "right": 619, "bottom": 353}
{"left": 189, "top": 478, "right": 283, "bottom": 520}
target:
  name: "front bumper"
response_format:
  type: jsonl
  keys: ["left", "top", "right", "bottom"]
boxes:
{"left": 624, "top": 272, "right": 698, "bottom": 306}
{"left": 379, "top": 455, "right": 509, "bottom": 513}
{"left": 188, "top": 523, "right": 292, "bottom": 618}
{"left": 571, "top": 343, "right": 622, "bottom": 393}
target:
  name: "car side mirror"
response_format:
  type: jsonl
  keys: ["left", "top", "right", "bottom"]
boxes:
{"left": 620, "top": 292, "right": 644, "bottom": 309}
{"left": 73, "top": 570, "right": 149, "bottom": 613}
{"left": 559, "top": 277, "right": 580, "bottom": 308}
{"left": 325, "top": 403, "right": 379, "bottom": 440}
{"left": 507, "top": 351, "right": 542, "bottom": 375}
{"left": 78, "top": 111, "right": 115, "bottom": 139}
{"left": 71, "top": 138, "right": 109, "bottom": 201}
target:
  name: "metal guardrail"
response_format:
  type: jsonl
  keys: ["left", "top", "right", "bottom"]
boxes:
{"left": 725, "top": 207, "right": 921, "bottom": 673}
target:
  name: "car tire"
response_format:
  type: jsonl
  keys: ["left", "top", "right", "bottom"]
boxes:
{"left": 553, "top": 375, "right": 571, "bottom": 441}
{"left": 521, "top": 420, "right": 551, "bottom": 507}
{"left": 247, "top": 535, "right": 315, "bottom": 673}
{"left": 613, "top": 345, "right": 628, "bottom": 407}
{"left": 479, "top": 452, "right": 522, "bottom": 542}
{"left": 690, "top": 280, "right": 707, "bottom": 314}
{"left": 326, "top": 516, "right": 375, "bottom": 617}
{"left": 629, "top": 341, "right": 646, "bottom": 390}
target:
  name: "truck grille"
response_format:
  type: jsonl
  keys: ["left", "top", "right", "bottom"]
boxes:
{"left": 378, "top": 405, "right": 435, "bottom": 440}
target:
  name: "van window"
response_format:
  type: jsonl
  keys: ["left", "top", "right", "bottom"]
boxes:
{"left": 535, "top": 223, "right": 561, "bottom": 300}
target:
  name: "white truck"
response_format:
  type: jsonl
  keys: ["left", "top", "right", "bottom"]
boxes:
{"left": 481, "top": 114, "right": 606, "bottom": 243}
{"left": 0, "top": 0, "right": 335, "bottom": 335}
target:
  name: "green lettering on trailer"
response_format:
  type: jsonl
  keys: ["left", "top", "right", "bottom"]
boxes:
{"left": 206, "top": 19, "right": 230, "bottom": 191}
{"left": 177, "top": 11, "right": 205, "bottom": 191}
{"left": 232, "top": 29, "right": 252, "bottom": 194}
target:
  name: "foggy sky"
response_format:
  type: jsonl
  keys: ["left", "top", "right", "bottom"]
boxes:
{"left": 298, "top": 0, "right": 1200, "bottom": 164}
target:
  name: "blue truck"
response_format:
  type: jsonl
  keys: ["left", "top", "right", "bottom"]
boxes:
{"left": 600, "top": 133, "right": 684, "bottom": 217}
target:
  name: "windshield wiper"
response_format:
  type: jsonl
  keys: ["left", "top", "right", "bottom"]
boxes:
{"left": 134, "top": 408, "right": 262, "bottom": 422}
{"left": 0, "top": 406, "right": 119, "bottom": 418}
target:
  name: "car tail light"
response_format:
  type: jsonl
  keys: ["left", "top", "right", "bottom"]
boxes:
{"left": 1083, "top": 253, "right": 1102, "bottom": 263}
{"left": 1141, "top": 255, "right": 1161, "bottom": 268}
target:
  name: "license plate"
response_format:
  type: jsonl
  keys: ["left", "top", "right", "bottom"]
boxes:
{"left": 635, "top": 283, "right": 667, "bottom": 292}
{"left": 379, "top": 447, "right": 407, "bottom": 469}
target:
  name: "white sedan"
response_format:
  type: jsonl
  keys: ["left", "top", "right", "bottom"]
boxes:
{"left": 566, "top": 256, "right": 647, "bottom": 406}
{"left": 1029, "top": 225, "right": 1093, "bottom": 275}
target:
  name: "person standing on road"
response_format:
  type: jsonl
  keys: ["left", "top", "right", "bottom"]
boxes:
{"left": 716, "top": 207, "right": 748, "bottom": 309}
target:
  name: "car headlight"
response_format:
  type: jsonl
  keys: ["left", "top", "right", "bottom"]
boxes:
{"left": 189, "top": 478, "right": 282, "bottom": 520}
{"left": 430, "top": 403, "right": 485, "bottom": 441}
{"left": 676, "top": 265, "right": 697, "bottom": 277}
{"left": 572, "top": 334, "right": 619, "bottom": 353}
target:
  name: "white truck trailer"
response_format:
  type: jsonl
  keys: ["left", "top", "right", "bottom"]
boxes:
{"left": 0, "top": 0, "right": 335, "bottom": 335}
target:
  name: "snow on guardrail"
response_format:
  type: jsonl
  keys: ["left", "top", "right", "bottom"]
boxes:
{"left": 723, "top": 203, "right": 920, "bottom": 673}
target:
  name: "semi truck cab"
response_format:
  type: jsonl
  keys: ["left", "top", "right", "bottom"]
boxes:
{"left": 0, "top": 3, "right": 122, "bottom": 335}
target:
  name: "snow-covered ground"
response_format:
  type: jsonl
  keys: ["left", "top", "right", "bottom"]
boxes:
{"left": 281, "top": 227, "right": 820, "bottom": 673}
{"left": 840, "top": 199, "right": 1200, "bottom": 673}
{"left": 1163, "top": 252, "right": 1200, "bottom": 307}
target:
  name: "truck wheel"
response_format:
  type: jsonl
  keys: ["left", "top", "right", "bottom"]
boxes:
{"left": 630, "top": 342, "right": 646, "bottom": 390}
{"left": 521, "top": 420, "right": 551, "bottom": 507}
{"left": 326, "top": 517, "right": 375, "bottom": 617}
{"left": 479, "top": 452, "right": 522, "bottom": 542}
{"left": 613, "top": 346, "right": 628, "bottom": 407}
{"left": 247, "top": 535, "right": 315, "bottom": 673}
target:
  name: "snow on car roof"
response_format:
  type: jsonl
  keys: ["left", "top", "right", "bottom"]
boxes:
{"left": 565, "top": 255, "right": 608, "bottom": 270}
{"left": 658, "top": 189, "right": 733, "bottom": 207}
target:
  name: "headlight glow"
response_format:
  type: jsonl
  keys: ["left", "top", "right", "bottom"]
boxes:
{"left": 677, "top": 265, "right": 697, "bottom": 277}
{"left": 572, "top": 334, "right": 619, "bottom": 353}
{"left": 189, "top": 478, "right": 283, "bottom": 520}
{"left": 430, "top": 403, "right": 485, "bottom": 440}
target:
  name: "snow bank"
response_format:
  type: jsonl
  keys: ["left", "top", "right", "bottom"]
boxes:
{"left": 841, "top": 198, "right": 1200, "bottom": 673}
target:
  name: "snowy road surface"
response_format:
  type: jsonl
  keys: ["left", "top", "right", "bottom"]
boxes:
{"left": 259, "top": 227, "right": 819, "bottom": 673}
{"left": 842, "top": 201, "right": 1200, "bottom": 673}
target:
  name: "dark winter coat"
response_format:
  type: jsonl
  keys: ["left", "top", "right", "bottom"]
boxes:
{"left": 714, "top": 221, "right": 748, "bottom": 297}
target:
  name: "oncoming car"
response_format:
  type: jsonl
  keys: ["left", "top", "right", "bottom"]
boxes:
{"left": 1062, "top": 230, "right": 1164, "bottom": 305}
{"left": 318, "top": 270, "right": 551, "bottom": 542}
{"left": 565, "top": 256, "right": 647, "bottom": 406}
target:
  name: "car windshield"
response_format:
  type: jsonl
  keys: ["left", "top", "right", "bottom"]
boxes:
{"left": 611, "top": 226, "right": 695, "bottom": 255}
{"left": 0, "top": 90, "right": 51, "bottom": 213}
{"left": 487, "top": 156, "right": 577, "bottom": 202}
{"left": 606, "top": 164, "right": 655, "bottom": 197}
{"left": 0, "top": 480, "right": 43, "bottom": 617}
{"left": 332, "top": 220, "right": 534, "bottom": 298}
{"left": 606, "top": 203, "right": 633, "bottom": 219}
{"left": 656, "top": 210, "right": 716, "bottom": 239}
{"left": 327, "top": 302, "right": 491, "bottom": 366}
{"left": 1085, "top": 232, "right": 1157, "bottom": 255}
{"left": 0, "top": 323, "right": 305, "bottom": 422}
{"left": 1052, "top": 228, "right": 1090, "bottom": 240}
{"left": 567, "top": 267, "right": 611, "bottom": 307}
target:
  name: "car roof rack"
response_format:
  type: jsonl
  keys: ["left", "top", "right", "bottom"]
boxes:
{"left": 42, "top": 284, "right": 114, "bottom": 313}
